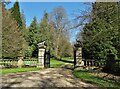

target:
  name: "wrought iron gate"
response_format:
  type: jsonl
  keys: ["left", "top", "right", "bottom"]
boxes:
{"left": 44, "top": 50, "right": 50, "bottom": 68}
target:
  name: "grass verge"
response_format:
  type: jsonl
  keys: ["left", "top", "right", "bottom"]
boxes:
{"left": 73, "top": 69, "right": 120, "bottom": 88}
{"left": 1, "top": 67, "right": 41, "bottom": 74}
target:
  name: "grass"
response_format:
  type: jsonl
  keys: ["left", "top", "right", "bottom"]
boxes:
{"left": 50, "top": 57, "right": 73, "bottom": 68}
{"left": 60, "top": 57, "right": 74, "bottom": 63}
{"left": 73, "top": 69, "right": 120, "bottom": 88}
{"left": 50, "top": 58, "right": 67, "bottom": 68}
{"left": 1, "top": 67, "right": 41, "bottom": 74}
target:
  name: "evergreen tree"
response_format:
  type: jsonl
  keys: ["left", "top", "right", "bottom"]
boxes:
{"left": 9, "top": 1, "right": 22, "bottom": 29}
{"left": 38, "top": 11, "right": 55, "bottom": 56}
{"left": 20, "top": 10, "right": 29, "bottom": 57}
{"left": 39, "top": 11, "right": 49, "bottom": 42}
{"left": 26, "top": 16, "right": 38, "bottom": 57}
{"left": 2, "top": 5, "right": 24, "bottom": 58}
{"left": 79, "top": 2, "right": 119, "bottom": 60}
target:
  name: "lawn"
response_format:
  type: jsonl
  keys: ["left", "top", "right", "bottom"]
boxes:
{"left": 73, "top": 69, "right": 120, "bottom": 88}
{"left": 50, "top": 57, "right": 73, "bottom": 68}
{"left": 1, "top": 67, "right": 41, "bottom": 74}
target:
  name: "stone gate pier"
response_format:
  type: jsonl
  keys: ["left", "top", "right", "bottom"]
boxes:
{"left": 74, "top": 40, "right": 84, "bottom": 68}
{"left": 37, "top": 41, "right": 46, "bottom": 68}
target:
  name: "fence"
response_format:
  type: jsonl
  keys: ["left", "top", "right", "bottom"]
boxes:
{"left": 0, "top": 59, "right": 18, "bottom": 68}
{"left": 24, "top": 58, "right": 38, "bottom": 67}
{"left": 0, "top": 58, "right": 38, "bottom": 68}
{"left": 82, "top": 59, "right": 120, "bottom": 68}
{"left": 83, "top": 59, "right": 106, "bottom": 67}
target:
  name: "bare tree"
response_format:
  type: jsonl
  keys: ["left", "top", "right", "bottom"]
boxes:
{"left": 49, "top": 6, "right": 71, "bottom": 59}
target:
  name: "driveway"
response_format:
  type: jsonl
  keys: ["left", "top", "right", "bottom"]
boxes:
{"left": 1, "top": 68, "right": 98, "bottom": 88}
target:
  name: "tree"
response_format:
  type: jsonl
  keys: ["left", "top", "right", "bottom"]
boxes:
{"left": 39, "top": 11, "right": 49, "bottom": 42}
{"left": 2, "top": 5, "right": 24, "bottom": 58}
{"left": 26, "top": 16, "right": 38, "bottom": 57}
{"left": 50, "top": 6, "right": 68, "bottom": 31}
{"left": 25, "top": 8, "right": 72, "bottom": 58}
{"left": 77, "top": 2, "right": 119, "bottom": 60}
{"left": 50, "top": 6, "right": 70, "bottom": 59}
{"left": 58, "top": 33, "right": 73, "bottom": 58}
{"left": 9, "top": 1, "right": 22, "bottom": 29}
{"left": 0, "top": 0, "right": 11, "bottom": 6}
{"left": 20, "top": 10, "right": 29, "bottom": 57}
{"left": 39, "top": 11, "right": 56, "bottom": 56}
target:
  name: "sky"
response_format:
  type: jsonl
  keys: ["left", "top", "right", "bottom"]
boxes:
{"left": 6, "top": 2, "right": 92, "bottom": 43}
